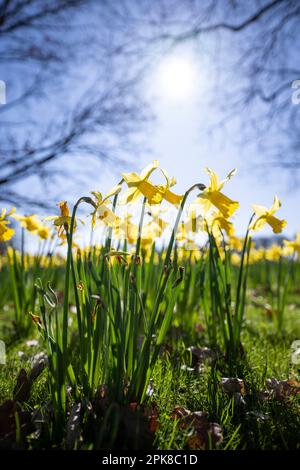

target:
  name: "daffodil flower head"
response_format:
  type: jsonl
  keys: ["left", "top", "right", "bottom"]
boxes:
{"left": 53, "top": 201, "right": 72, "bottom": 227}
{"left": 37, "top": 225, "right": 50, "bottom": 240}
{"left": 13, "top": 213, "right": 41, "bottom": 233}
{"left": 59, "top": 201, "right": 70, "bottom": 217}
{"left": 248, "top": 247, "right": 266, "bottom": 264}
{"left": 210, "top": 211, "right": 235, "bottom": 238}
{"left": 284, "top": 232, "right": 300, "bottom": 256}
{"left": 113, "top": 214, "right": 139, "bottom": 244}
{"left": 231, "top": 252, "right": 241, "bottom": 266}
{"left": 121, "top": 160, "right": 159, "bottom": 204}
{"left": 148, "top": 168, "right": 183, "bottom": 206}
{"left": 176, "top": 208, "right": 202, "bottom": 242}
{"left": 121, "top": 161, "right": 183, "bottom": 207}
{"left": 141, "top": 218, "right": 168, "bottom": 246}
{"left": 90, "top": 184, "right": 121, "bottom": 228}
{"left": 0, "top": 207, "right": 16, "bottom": 242}
{"left": 251, "top": 196, "right": 286, "bottom": 234}
{"left": 0, "top": 222, "right": 14, "bottom": 242}
{"left": 197, "top": 168, "right": 239, "bottom": 218}
{"left": 44, "top": 201, "right": 73, "bottom": 238}
{"left": 229, "top": 236, "right": 243, "bottom": 252}
{"left": 265, "top": 244, "right": 282, "bottom": 261}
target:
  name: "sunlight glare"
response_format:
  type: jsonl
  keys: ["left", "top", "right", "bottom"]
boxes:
{"left": 156, "top": 55, "right": 197, "bottom": 101}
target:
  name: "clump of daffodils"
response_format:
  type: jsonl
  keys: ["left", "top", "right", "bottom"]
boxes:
{"left": 0, "top": 162, "right": 289, "bottom": 252}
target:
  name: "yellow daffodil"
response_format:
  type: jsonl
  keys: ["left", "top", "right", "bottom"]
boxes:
{"left": 13, "top": 212, "right": 50, "bottom": 240}
{"left": 45, "top": 201, "right": 73, "bottom": 237}
{"left": 145, "top": 167, "right": 183, "bottom": 206}
{"left": 231, "top": 252, "right": 241, "bottom": 266}
{"left": 37, "top": 225, "right": 50, "bottom": 240}
{"left": 212, "top": 213, "right": 234, "bottom": 237}
{"left": 229, "top": 236, "right": 243, "bottom": 252}
{"left": 121, "top": 160, "right": 183, "bottom": 206}
{"left": 48, "top": 201, "right": 71, "bottom": 226}
{"left": 202, "top": 211, "right": 235, "bottom": 238}
{"left": 281, "top": 245, "right": 293, "bottom": 258}
{"left": 265, "top": 244, "right": 282, "bottom": 261}
{"left": 13, "top": 213, "right": 41, "bottom": 232}
{"left": 114, "top": 215, "right": 139, "bottom": 244}
{"left": 177, "top": 242, "right": 201, "bottom": 262}
{"left": 284, "top": 232, "right": 300, "bottom": 256}
{"left": 121, "top": 160, "right": 159, "bottom": 204}
{"left": 141, "top": 218, "right": 169, "bottom": 248}
{"left": 113, "top": 211, "right": 168, "bottom": 246}
{"left": 176, "top": 210, "right": 202, "bottom": 242}
{"left": 90, "top": 184, "right": 122, "bottom": 228}
{"left": 197, "top": 168, "right": 239, "bottom": 218}
{"left": 248, "top": 247, "right": 265, "bottom": 264}
{"left": 251, "top": 196, "right": 286, "bottom": 234}
{"left": 0, "top": 207, "right": 15, "bottom": 242}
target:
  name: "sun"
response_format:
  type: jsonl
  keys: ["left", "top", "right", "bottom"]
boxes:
{"left": 156, "top": 55, "right": 196, "bottom": 101}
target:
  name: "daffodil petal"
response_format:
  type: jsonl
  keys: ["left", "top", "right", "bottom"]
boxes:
{"left": 140, "top": 160, "right": 159, "bottom": 180}
{"left": 120, "top": 187, "right": 141, "bottom": 204}
{"left": 251, "top": 204, "right": 268, "bottom": 216}
{"left": 218, "top": 168, "right": 237, "bottom": 190}
{"left": 269, "top": 195, "right": 281, "bottom": 215}
{"left": 205, "top": 167, "right": 219, "bottom": 191}
{"left": 103, "top": 184, "right": 122, "bottom": 202}
{"left": 251, "top": 215, "right": 267, "bottom": 232}
{"left": 122, "top": 172, "right": 141, "bottom": 186}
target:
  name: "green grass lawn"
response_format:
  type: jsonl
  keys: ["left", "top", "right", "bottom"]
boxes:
{"left": 1, "top": 295, "right": 299, "bottom": 450}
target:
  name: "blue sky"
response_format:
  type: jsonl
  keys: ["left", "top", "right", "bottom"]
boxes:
{"left": 2, "top": 5, "right": 299, "bottom": 246}
{"left": 82, "top": 46, "right": 298, "bottom": 240}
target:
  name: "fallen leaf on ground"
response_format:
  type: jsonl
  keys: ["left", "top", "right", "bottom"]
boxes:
{"left": 221, "top": 377, "right": 246, "bottom": 395}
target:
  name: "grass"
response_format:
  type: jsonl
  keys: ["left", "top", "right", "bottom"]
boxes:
{"left": 1, "top": 287, "right": 299, "bottom": 450}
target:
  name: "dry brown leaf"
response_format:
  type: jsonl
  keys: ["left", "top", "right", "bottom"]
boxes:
{"left": 187, "top": 346, "right": 216, "bottom": 366}
{"left": 266, "top": 377, "right": 300, "bottom": 401}
{"left": 221, "top": 377, "right": 246, "bottom": 395}
{"left": 170, "top": 406, "right": 223, "bottom": 450}
{"left": 170, "top": 406, "right": 190, "bottom": 422}
{"left": 187, "top": 422, "right": 223, "bottom": 450}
